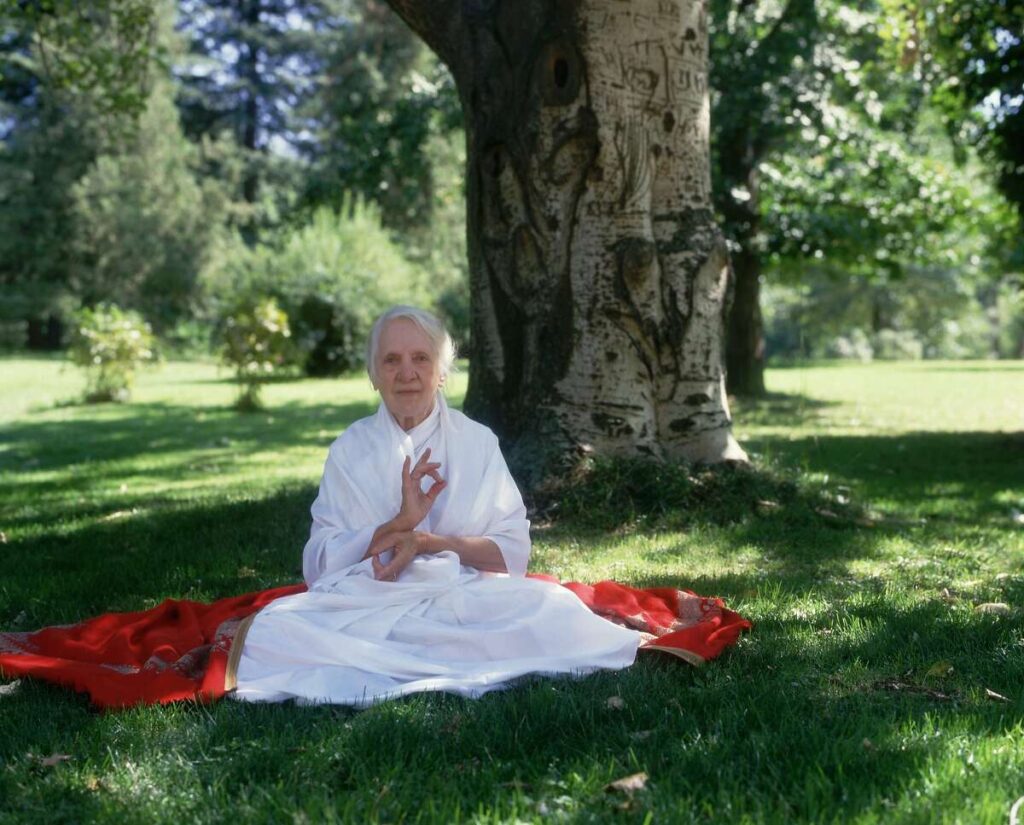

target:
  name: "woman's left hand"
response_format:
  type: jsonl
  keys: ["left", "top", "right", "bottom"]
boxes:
{"left": 362, "top": 530, "right": 437, "bottom": 581}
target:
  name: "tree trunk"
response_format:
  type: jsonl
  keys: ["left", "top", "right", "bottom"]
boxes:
{"left": 386, "top": 0, "right": 746, "bottom": 487}
{"left": 722, "top": 162, "right": 766, "bottom": 398}
{"left": 725, "top": 242, "right": 766, "bottom": 397}
{"left": 26, "top": 316, "right": 64, "bottom": 350}
{"left": 239, "top": 0, "right": 261, "bottom": 206}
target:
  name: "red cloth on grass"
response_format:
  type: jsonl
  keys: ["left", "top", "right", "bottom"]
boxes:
{"left": 0, "top": 578, "right": 750, "bottom": 709}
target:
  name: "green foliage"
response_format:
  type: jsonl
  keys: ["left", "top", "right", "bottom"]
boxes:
{"left": 995, "top": 276, "right": 1024, "bottom": 358}
{"left": 67, "top": 303, "right": 156, "bottom": 402}
{"left": 0, "top": 76, "right": 100, "bottom": 328}
{"left": 205, "top": 199, "right": 430, "bottom": 377}
{"left": 0, "top": 0, "right": 232, "bottom": 340}
{"left": 70, "top": 77, "right": 223, "bottom": 330}
{"left": 4, "top": 0, "right": 159, "bottom": 117}
{"left": 763, "top": 262, "right": 1000, "bottom": 361}
{"left": 902, "top": 0, "right": 1024, "bottom": 232}
{"left": 219, "top": 297, "right": 294, "bottom": 411}
{"left": 299, "top": 5, "right": 461, "bottom": 231}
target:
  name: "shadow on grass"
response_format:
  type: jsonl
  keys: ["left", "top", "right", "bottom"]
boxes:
{"left": 1, "top": 399, "right": 376, "bottom": 466}
{"left": 0, "top": 399, "right": 375, "bottom": 509}
{"left": 749, "top": 430, "right": 1023, "bottom": 521}
{"left": 0, "top": 485, "right": 315, "bottom": 626}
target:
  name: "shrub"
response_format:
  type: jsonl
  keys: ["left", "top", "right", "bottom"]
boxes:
{"left": 872, "top": 328, "right": 924, "bottom": 360}
{"left": 824, "top": 328, "right": 873, "bottom": 361}
{"left": 220, "top": 297, "right": 294, "bottom": 411}
{"left": 68, "top": 303, "right": 156, "bottom": 403}
{"left": 270, "top": 200, "right": 430, "bottom": 375}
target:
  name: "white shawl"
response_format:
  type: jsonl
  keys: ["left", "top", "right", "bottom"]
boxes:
{"left": 301, "top": 394, "right": 531, "bottom": 584}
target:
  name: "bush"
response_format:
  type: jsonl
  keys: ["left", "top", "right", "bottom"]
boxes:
{"left": 872, "top": 328, "right": 923, "bottom": 360}
{"left": 68, "top": 304, "right": 156, "bottom": 403}
{"left": 824, "top": 328, "right": 874, "bottom": 361}
{"left": 220, "top": 297, "right": 294, "bottom": 411}
{"left": 201, "top": 200, "right": 431, "bottom": 376}
{"left": 272, "top": 200, "right": 430, "bottom": 375}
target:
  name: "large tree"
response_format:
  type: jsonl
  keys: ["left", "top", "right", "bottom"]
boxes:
{"left": 383, "top": 0, "right": 746, "bottom": 487}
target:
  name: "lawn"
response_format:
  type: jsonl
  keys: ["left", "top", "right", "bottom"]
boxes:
{"left": 1, "top": 356, "right": 1022, "bottom": 824}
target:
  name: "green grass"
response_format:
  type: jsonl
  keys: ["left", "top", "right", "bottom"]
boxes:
{"left": 1, "top": 356, "right": 1022, "bottom": 824}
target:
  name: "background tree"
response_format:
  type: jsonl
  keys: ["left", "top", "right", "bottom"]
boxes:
{"left": 0, "top": 7, "right": 108, "bottom": 347}
{"left": 297, "top": 0, "right": 460, "bottom": 230}
{"left": 709, "top": 0, "right": 817, "bottom": 397}
{"left": 69, "top": 72, "right": 226, "bottom": 332}
{"left": 176, "top": 0, "right": 343, "bottom": 234}
{"left": 0, "top": 0, "right": 228, "bottom": 341}
{"left": 708, "top": 0, "right": 980, "bottom": 397}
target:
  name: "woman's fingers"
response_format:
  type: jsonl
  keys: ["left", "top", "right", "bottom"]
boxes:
{"left": 376, "top": 550, "right": 413, "bottom": 581}
{"left": 425, "top": 479, "right": 447, "bottom": 501}
{"left": 409, "top": 462, "right": 441, "bottom": 481}
{"left": 364, "top": 532, "right": 399, "bottom": 559}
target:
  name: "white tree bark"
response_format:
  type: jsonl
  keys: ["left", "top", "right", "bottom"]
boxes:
{"left": 386, "top": 0, "right": 747, "bottom": 487}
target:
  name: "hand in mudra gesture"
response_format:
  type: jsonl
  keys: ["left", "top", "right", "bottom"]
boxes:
{"left": 397, "top": 448, "right": 446, "bottom": 529}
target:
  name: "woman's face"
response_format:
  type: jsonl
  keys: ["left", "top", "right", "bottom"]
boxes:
{"left": 375, "top": 318, "right": 443, "bottom": 431}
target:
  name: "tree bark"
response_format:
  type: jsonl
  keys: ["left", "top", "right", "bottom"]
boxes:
{"left": 725, "top": 242, "right": 766, "bottom": 397}
{"left": 722, "top": 161, "right": 766, "bottom": 398}
{"left": 387, "top": 0, "right": 746, "bottom": 487}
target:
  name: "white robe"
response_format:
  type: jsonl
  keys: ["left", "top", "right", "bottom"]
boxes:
{"left": 232, "top": 395, "right": 640, "bottom": 706}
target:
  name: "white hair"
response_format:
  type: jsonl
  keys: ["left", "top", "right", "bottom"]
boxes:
{"left": 366, "top": 305, "right": 457, "bottom": 387}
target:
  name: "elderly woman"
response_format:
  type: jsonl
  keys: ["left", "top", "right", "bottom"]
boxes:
{"left": 230, "top": 306, "right": 642, "bottom": 705}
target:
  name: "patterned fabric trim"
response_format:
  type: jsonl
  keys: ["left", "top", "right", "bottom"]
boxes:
{"left": 0, "top": 633, "right": 34, "bottom": 656}
{"left": 224, "top": 613, "right": 258, "bottom": 692}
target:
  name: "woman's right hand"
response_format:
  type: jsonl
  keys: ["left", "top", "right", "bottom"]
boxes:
{"left": 396, "top": 448, "right": 446, "bottom": 529}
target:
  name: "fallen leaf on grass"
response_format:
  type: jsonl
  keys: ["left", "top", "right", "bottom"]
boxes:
{"left": 815, "top": 507, "right": 840, "bottom": 521}
{"left": 237, "top": 566, "right": 257, "bottom": 578}
{"left": 975, "top": 603, "right": 1011, "bottom": 616}
{"left": 939, "top": 588, "right": 957, "bottom": 603}
{"left": 925, "top": 660, "right": 954, "bottom": 679}
{"left": 0, "top": 531, "right": 6, "bottom": 543}
{"left": 628, "top": 730, "right": 653, "bottom": 742}
{"left": 605, "top": 696, "right": 625, "bottom": 710}
{"left": 38, "top": 753, "right": 72, "bottom": 768}
{"left": 985, "top": 688, "right": 1010, "bottom": 703}
{"left": 605, "top": 772, "right": 648, "bottom": 794}
{"left": 0, "top": 680, "right": 21, "bottom": 698}
{"left": 861, "top": 738, "right": 874, "bottom": 751}
{"left": 755, "top": 500, "right": 779, "bottom": 515}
